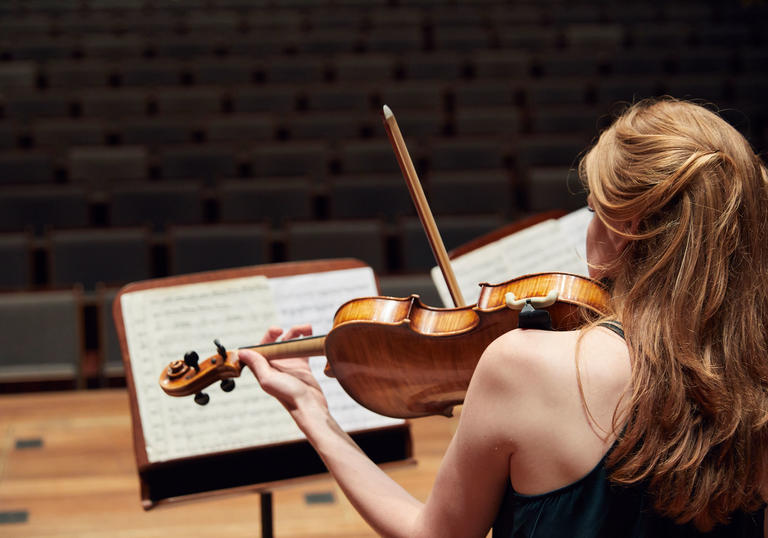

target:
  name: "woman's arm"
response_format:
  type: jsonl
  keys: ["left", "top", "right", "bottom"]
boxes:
{"left": 239, "top": 326, "right": 522, "bottom": 538}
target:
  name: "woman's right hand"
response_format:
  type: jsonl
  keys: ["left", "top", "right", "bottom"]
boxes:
{"left": 238, "top": 324, "right": 329, "bottom": 416}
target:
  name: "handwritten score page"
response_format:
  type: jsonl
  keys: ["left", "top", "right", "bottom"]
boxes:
{"left": 431, "top": 207, "right": 592, "bottom": 306}
{"left": 122, "top": 268, "right": 402, "bottom": 464}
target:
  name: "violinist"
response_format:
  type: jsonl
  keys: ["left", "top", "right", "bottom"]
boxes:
{"left": 238, "top": 98, "right": 768, "bottom": 537}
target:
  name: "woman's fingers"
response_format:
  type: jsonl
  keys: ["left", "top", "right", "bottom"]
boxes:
{"left": 238, "top": 348, "right": 270, "bottom": 379}
{"left": 259, "top": 326, "right": 284, "bottom": 345}
{"left": 281, "top": 324, "right": 313, "bottom": 341}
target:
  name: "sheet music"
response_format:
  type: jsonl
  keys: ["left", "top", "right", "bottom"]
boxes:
{"left": 123, "top": 269, "right": 402, "bottom": 464}
{"left": 431, "top": 208, "right": 591, "bottom": 306}
{"left": 269, "top": 267, "right": 404, "bottom": 433}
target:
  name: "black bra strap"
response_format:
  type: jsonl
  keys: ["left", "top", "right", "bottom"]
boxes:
{"left": 598, "top": 321, "right": 625, "bottom": 339}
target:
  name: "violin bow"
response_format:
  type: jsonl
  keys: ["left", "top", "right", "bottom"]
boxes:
{"left": 382, "top": 105, "right": 467, "bottom": 308}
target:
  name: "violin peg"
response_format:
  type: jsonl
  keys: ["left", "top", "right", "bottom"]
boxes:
{"left": 194, "top": 392, "right": 210, "bottom": 405}
{"left": 214, "top": 339, "right": 227, "bottom": 359}
{"left": 184, "top": 351, "right": 200, "bottom": 372}
{"left": 220, "top": 379, "right": 235, "bottom": 392}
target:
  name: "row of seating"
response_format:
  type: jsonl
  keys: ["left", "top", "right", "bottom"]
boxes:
{"left": 2, "top": 75, "right": 762, "bottom": 121}
{"left": 1, "top": 46, "right": 763, "bottom": 91}
{"left": 0, "top": 23, "right": 761, "bottom": 61}
{"left": 0, "top": 214, "right": 515, "bottom": 290}
{"left": 2, "top": 166, "right": 571, "bottom": 229}
{"left": 0, "top": 2, "right": 755, "bottom": 30}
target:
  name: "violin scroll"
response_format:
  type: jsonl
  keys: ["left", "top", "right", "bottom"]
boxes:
{"left": 159, "top": 340, "right": 244, "bottom": 405}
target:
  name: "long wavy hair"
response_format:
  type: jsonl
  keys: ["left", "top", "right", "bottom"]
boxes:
{"left": 580, "top": 97, "right": 768, "bottom": 530}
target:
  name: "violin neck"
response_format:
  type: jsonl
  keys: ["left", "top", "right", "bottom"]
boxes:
{"left": 242, "top": 335, "right": 326, "bottom": 360}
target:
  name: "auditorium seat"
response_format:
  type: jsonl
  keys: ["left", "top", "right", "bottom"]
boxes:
{"left": 264, "top": 56, "right": 327, "bottom": 84}
{"left": 0, "top": 232, "right": 33, "bottom": 290}
{"left": 189, "top": 58, "right": 257, "bottom": 85}
{"left": 432, "top": 27, "right": 492, "bottom": 53}
{"left": 304, "top": 84, "right": 372, "bottom": 112}
{"left": 0, "top": 151, "right": 54, "bottom": 185}
{"left": 96, "top": 285, "right": 123, "bottom": 378}
{"left": 4, "top": 91, "right": 74, "bottom": 120}
{"left": 44, "top": 60, "right": 113, "bottom": 89}
{"left": 0, "top": 288, "right": 84, "bottom": 386}
{"left": 563, "top": 24, "right": 625, "bottom": 50}
{"left": 338, "top": 139, "right": 402, "bottom": 175}
{"left": 529, "top": 106, "right": 605, "bottom": 136}
{"left": 379, "top": 81, "right": 446, "bottom": 112}
{"left": 153, "top": 87, "right": 223, "bottom": 116}
{"left": 168, "top": 223, "right": 271, "bottom": 275}
{"left": 525, "top": 166, "right": 586, "bottom": 212}
{"left": 333, "top": 54, "right": 397, "bottom": 83}
{"left": 0, "top": 61, "right": 37, "bottom": 90}
{"left": 160, "top": 145, "right": 237, "bottom": 182}
{"left": 452, "top": 81, "right": 516, "bottom": 108}
{"left": 118, "top": 59, "right": 184, "bottom": 87}
{"left": 116, "top": 117, "right": 194, "bottom": 147}
{"left": 231, "top": 85, "right": 299, "bottom": 114}
{"left": 328, "top": 175, "right": 413, "bottom": 220}
{"left": 522, "top": 78, "right": 591, "bottom": 106}
{"left": 280, "top": 112, "right": 364, "bottom": 142}
{"left": 401, "top": 52, "right": 466, "bottom": 81}
{"left": 400, "top": 214, "right": 504, "bottom": 272}
{"left": 33, "top": 119, "right": 106, "bottom": 150}
{"left": 428, "top": 138, "right": 507, "bottom": 171}
{"left": 497, "top": 28, "right": 559, "bottom": 51}
{"left": 363, "top": 26, "right": 423, "bottom": 53}
{"left": 285, "top": 219, "right": 387, "bottom": 274}
{"left": 108, "top": 181, "right": 205, "bottom": 231}
{"left": 48, "top": 227, "right": 152, "bottom": 289}
{"left": 469, "top": 51, "right": 529, "bottom": 80}
{"left": 69, "top": 146, "right": 148, "bottom": 185}
{"left": 80, "top": 89, "right": 148, "bottom": 119}
{"left": 205, "top": 115, "right": 275, "bottom": 146}
{"left": 0, "top": 185, "right": 89, "bottom": 234}
{"left": 453, "top": 108, "right": 521, "bottom": 137}
{"left": 218, "top": 178, "right": 314, "bottom": 226}
{"left": 81, "top": 33, "right": 145, "bottom": 60}
{"left": 251, "top": 142, "right": 328, "bottom": 179}
{"left": 428, "top": 169, "right": 512, "bottom": 217}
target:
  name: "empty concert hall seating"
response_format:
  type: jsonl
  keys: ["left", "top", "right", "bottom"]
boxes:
{"left": 48, "top": 227, "right": 152, "bottom": 289}
{"left": 0, "top": 232, "right": 33, "bottom": 290}
{"left": 400, "top": 214, "right": 505, "bottom": 272}
{"left": 0, "top": 185, "right": 90, "bottom": 234}
{"left": 286, "top": 219, "right": 387, "bottom": 273}
{"left": 159, "top": 145, "right": 237, "bottom": 182}
{"left": 108, "top": 181, "right": 205, "bottom": 230}
{"left": 97, "top": 285, "right": 124, "bottom": 378}
{"left": 168, "top": 223, "right": 270, "bottom": 275}
{"left": 0, "top": 288, "right": 83, "bottom": 385}
{"left": 0, "top": 151, "right": 54, "bottom": 185}
{"left": 428, "top": 169, "right": 512, "bottom": 217}
{"left": 69, "top": 146, "right": 148, "bottom": 186}
{"left": 218, "top": 178, "right": 314, "bottom": 225}
{"left": 525, "top": 166, "right": 586, "bottom": 212}
{"left": 328, "top": 175, "right": 413, "bottom": 220}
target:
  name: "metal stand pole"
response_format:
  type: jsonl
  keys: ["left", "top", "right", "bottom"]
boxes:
{"left": 260, "top": 491, "right": 273, "bottom": 538}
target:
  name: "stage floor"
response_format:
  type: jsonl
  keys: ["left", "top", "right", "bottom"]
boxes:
{"left": 0, "top": 389, "right": 460, "bottom": 537}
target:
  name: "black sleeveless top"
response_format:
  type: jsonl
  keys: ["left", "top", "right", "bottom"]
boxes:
{"left": 492, "top": 322, "right": 765, "bottom": 537}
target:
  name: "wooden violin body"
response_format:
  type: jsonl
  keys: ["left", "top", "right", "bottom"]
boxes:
{"left": 160, "top": 272, "right": 609, "bottom": 418}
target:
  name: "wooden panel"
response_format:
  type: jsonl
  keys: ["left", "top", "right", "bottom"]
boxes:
{"left": 0, "top": 389, "right": 458, "bottom": 537}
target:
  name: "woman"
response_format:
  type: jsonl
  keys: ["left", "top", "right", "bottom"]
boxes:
{"left": 239, "top": 98, "right": 768, "bottom": 537}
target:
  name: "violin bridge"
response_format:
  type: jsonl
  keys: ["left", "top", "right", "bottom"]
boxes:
{"left": 504, "top": 289, "right": 559, "bottom": 310}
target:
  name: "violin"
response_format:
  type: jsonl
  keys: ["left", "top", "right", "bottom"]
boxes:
{"left": 159, "top": 106, "right": 609, "bottom": 418}
{"left": 159, "top": 272, "right": 608, "bottom": 418}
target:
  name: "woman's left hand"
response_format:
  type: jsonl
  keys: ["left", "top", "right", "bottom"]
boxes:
{"left": 238, "top": 324, "right": 328, "bottom": 414}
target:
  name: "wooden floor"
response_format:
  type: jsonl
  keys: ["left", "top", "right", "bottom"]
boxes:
{"left": 0, "top": 389, "right": 460, "bottom": 537}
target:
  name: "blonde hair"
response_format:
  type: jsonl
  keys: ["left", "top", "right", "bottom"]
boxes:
{"left": 580, "top": 97, "right": 768, "bottom": 530}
